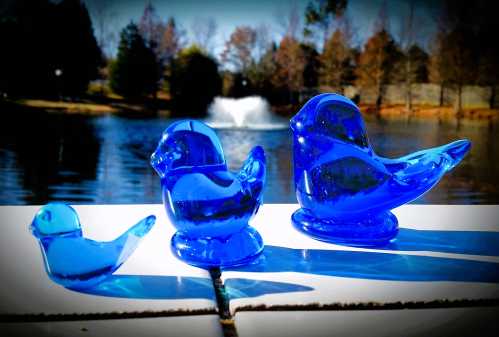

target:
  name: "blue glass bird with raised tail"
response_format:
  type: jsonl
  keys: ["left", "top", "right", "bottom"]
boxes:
{"left": 30, "top": 202, "right": 156, "bottom": 289}
{"left": 151, "top": 120, "right": 265, "bottom": 268}
{"left": 291, "top": 93, "right": 471, "bottom": 246}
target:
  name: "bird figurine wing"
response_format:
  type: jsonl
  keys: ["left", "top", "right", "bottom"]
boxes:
{"left": 237, "top": 146, "right": 266, "bottom": 201}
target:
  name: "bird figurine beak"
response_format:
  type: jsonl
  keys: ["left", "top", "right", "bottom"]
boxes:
{"left": 150, "top": 149, "right": 168, "bottom": 179}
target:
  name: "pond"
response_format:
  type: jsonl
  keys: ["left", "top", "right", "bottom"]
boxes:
{"left": 0, "top": 110, "right": 498, "bottom": 204}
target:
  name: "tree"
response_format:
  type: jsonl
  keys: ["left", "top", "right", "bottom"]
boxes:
{"left": 170, "top": 45, "right": 222, "bottom": 116}
{"left": 110, "top": 22, "right": 160, "bottom": 98}
{"left": 319, "top": 29, "right": 354, "bottom": 91}
{"left": 301, "top": 43, "right": 320, "bottom": 88}
{"left": 396, "top": 0, "right": 417, "bottom": 111}
{"left": 273, "top": 36, "right": 306, "bottom": 103}
{"left": 221, "top": 26, "right": 257, "bottom": 74}
{"left": 191, "top": 17, "right": 217, "bottom": 53}
{"left": 276, "top": 1, "right": 302, "bottom": 40}
{"left": 473, "top": 1, "right": 499, "bottom": 109}
{"left": 54, "top": 0, "right": 103, "bottom": 96}
{"left": 160, "top": 17, "right": 184, "bottom": 64}
{"left": 247, "top": 43, "right": 277, "bottom": 98}
{"left": 433, "top": 0, "right": 481, "bottom": 113}
{"left": 0, "top": 0, "right": 101, "bottom": 97}
{"left": 92, "top": 0, "right": 117, "bottom": 59}
{"left": 138, "top": 1, "right": 164, "bottom": 56}
{"left": 428, "top": 32, "right": 446, "bottom": 106}
{"left": 304, "top": 0, "right": 347, "bottom": 48}
{"left": 356, "top": 29, "right": 401, "bottom": 111}
{"left": 254, "top": 23, "right": 272, "bottom": 61}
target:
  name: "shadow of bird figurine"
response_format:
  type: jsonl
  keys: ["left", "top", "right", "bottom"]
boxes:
{"left": 151, "top": 120, "right": 266, "bottom": 268}
{"left": 291, "top": 93, "right": 471, "bottom": 246}
{"left": 30, "top": 202, "right": 156, "bottom": 289}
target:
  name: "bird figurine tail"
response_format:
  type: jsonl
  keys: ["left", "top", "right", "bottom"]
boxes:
{"left": 237, "top": 145, "right": 266, "bottom": 203}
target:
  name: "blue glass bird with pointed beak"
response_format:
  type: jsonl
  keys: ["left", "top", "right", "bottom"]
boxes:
{"left": 30, "top": 202, "right": 156, "bottom": 289}
{"left": 151, "top": 120, "right": 266, "bottom": 268}
{"left": 291, "top": 93, "right": 471, "bottom": 246}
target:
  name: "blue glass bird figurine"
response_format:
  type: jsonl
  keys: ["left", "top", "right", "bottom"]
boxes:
{"left": 30, "top": 202, "right": 156, "bottom": 289}
{"left": 291, "top": 93, "right": 471, "bottom": 246}
{"left": 151, "top": 120, "right": 265, "bottom": 268}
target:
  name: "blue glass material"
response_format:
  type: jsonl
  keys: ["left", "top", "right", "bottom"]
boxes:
{"left": 151, "top": 120, "right": 266, "bottom": 268}
{"left": 291, "top": 93, "right": 471, "bottom": 246}
{"left": 30, "top": 202, "right": 156, "bottom": 289}
{"left": 77, "top": 275, "right": 311, "bottom": 300}
{"left": 227, "top": 245, "right": 499, "bottom": 283}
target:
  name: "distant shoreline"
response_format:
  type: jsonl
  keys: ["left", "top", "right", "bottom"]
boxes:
{"left": 2, "top": 98, "right": 498, "bottom": 122}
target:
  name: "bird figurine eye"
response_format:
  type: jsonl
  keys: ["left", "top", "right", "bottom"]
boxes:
{"left": 291, "top": 93, "right": 471, "bottom": 247}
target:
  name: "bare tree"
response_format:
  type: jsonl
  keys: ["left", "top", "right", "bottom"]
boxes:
{"left": 395, "top": 0, "right": 428, "bottom": 112}
{"left": 160, "top": 17, "right": 185, "bottom": 64}
{"left": 428, "top": 32, "right": 446, "bottom": 106}
{"left": 304, "top": 0, "right": 347, "bottom": 49}
{"left": 221, "top": 26, "right": 257, "bottom": 74}
{"left": 276, "top": 1, "right": 302, "bottom": 40}
{"left": 254, "top": 23, "right": 272, "bottom": 61}
{"left": 91, "top": 0, "right": 117, "bottom": 58}
{"left": 191, "top": 17, "right": 217, "bottom": 53}
{"left": 138, "top": 1, "right": 164, "bottom": 56}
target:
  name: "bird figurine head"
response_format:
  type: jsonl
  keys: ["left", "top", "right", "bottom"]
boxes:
{"left": 151, "top": 120, "right": 266, "bottom": 268}
{"left": 151, "top": 120, "right": 226, "bottom": 179}
{"left": 31, "top": 202, "right": 82, "bottom": 239}
{"left": 30, "top": 202, "right": 156, "bottom": 290}
{"left": 291, "top": 93, "right": 471, "bottom": 246}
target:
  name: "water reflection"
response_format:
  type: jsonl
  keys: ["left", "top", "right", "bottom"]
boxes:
{"left": 0, "top": 109, "right": 498, "bottom": 204}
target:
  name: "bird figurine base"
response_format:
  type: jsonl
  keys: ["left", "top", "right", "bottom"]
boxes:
{"left": 171, "top": 226, "right": 264, "bottom": 268}
{"left": 291, "top": 208, "right": 398, "bottom": 246}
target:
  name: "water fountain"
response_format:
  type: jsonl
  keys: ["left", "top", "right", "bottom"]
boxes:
{"left": 206, "top": 96, "right": 287, "bottom": 129}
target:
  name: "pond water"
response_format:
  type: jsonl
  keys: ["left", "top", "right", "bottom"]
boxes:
{"left": 0, "top": 110, "right": 498, "bottom": 205}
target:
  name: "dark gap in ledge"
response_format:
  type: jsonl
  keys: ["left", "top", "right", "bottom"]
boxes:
{"left": 0, "top": 309, "right": 217, "bottom": 323}
{"left": 209, "top": 267, "right": 238, "bottom": 337}
{"left": 234, "top": 298, "right": 499, "bottom": 313}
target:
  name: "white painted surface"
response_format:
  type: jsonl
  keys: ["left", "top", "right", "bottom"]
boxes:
{"left": 223, "top": 204, "right": 499, "bottom": 312}
{"left": 0, "top": 205, "right": 216, "bottom": 315}
{"left": 0, "top": 315, "right": 223, "bottom": 337}
{"left": 235, "top": 308, "right": 499, "bottom": 337}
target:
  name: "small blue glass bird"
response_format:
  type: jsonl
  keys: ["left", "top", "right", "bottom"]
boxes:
{"left": 291, "top": 93, "right": 471, "bottom": 246}
{"left": 30, "top": 202, "right": 156, "bottom": 289}
{"left": 151, "top": 120, "right": 265, "bottom": 268}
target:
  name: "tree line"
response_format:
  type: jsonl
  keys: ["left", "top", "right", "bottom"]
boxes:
{"left": 1, "top": 0, "right": 498, "bottom": 116}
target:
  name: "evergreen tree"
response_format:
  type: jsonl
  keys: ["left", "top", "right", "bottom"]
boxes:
{"left": 110, "top": 22, "right": 160, "bottom": 98}
{"left": 301, "top": 43, "right": 320, "bottom": 89}
{"left": 55, "top": 0, "right": 102, "bottom": 96}
{"left": 170, "top": 45, "right": 222, "bottom": 116}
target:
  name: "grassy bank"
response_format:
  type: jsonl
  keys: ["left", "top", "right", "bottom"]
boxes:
{"left": 3, "top": 97, "right": 498, "bottom": 122}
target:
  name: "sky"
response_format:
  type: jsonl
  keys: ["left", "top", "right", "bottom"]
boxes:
{"left": 82, "top": 0, "right": 441, "bottom": 58}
